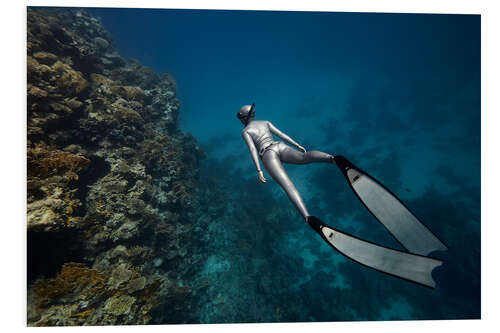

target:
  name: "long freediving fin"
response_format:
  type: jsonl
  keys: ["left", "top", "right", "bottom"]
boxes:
{"left": 307, "top": 216, "right": 442, "bottom": 288}
{"left": 334, "top": 156, "right": 447, "bottom": 256}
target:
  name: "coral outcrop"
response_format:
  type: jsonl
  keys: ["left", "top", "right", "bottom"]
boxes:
{"left": 27, "top": 8, "right": 206, "bottom": 326}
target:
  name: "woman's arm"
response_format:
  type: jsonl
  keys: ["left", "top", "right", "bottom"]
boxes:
{"left": 242, "top": 131, "right": 267, "bottom": 183}
{"left": 268, "top": 122, "right": 306, "bottom": 152}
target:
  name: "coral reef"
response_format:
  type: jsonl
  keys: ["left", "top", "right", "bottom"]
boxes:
{"left": 27, "top": 143, "right": 90, "bottom": 232}
{"left": 27, "top": 8, "right": 206, "bottom": 326}
{"left": 28, "top": 262, "right": 161, "bottom": 325}
{"left": 26, "top": 8, "right": 479, "bottom": 325}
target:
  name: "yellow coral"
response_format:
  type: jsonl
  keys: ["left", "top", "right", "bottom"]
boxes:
{"left": 104, "top": 294, "right": 135, "bottom": 316}
{"left": 33, "top": 263, "right": 105, "bottom": 307}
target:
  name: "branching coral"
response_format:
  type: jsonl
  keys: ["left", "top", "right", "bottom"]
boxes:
{"left": 33, "top": 262, "right": 105, "bottom": 308}
{"left": 104, "top": 294, "right": 136, "bottom": 316}
{"left": 27, "top": 143, "right": 90, "bottom": 179}
{"left": 30, "top": 260, "right": 163, "bottom": 326}
{"left": 27, "top": 8, "right": 206, "bottom": 326}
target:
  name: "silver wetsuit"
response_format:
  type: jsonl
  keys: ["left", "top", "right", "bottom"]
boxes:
{"left": 238, "top": 109, "right": 446, "bottom": 288}
{"left": 241, "top": 120, "right": 333, "bottom": 219}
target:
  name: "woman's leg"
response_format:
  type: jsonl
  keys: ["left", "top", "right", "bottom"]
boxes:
{"left": 262, "top": 150, "right": 309, "bottom": 220}
{"left": 279, "top": 143, "right": 334, "bottom": 165}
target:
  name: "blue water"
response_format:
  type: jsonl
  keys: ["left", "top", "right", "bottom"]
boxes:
{"left": 89, "top": 8, "right": 480, "bottom": 322}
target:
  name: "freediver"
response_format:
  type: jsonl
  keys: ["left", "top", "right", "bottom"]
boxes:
{"left": 238, "top": 104, "right": 335, "bottom": 221}
{"left": 237, "top": 103, "right": 447, "bottom": 288}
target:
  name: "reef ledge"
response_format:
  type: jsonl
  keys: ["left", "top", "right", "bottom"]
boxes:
{"left": 27, "top": 8, "right": 206, "bottom": 326}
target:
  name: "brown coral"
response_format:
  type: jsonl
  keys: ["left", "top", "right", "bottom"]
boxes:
{"left": 110, "top": 102, "right": 144, "bottom": 125}
{"left": 104, "top": 294, "right": 136, "bottom": 316}
{"left": 27, "top": 8, "right": 205, "bottom": 326}
{"left": 90, "top": 73, "right": 115, "bottom": 87}
{"left": 27, "top": 143, "right": 90, "bottom": 179}
{"left": 27, "top": 84, "right": 49, "bottom": 98}
{"left": 27, "top": 144, "right": 90, "bottom": 231}
{"left": 110, "top": 85, "right": 145, "bottom": 103}
{"left": 33, "top": 51, "right": 58, "bottom": 66}
{"left": 33, "top": 262, "right": 105, "bottom": 308}
{"left": 51, "top": 61, "right": 89, "bottom": 95}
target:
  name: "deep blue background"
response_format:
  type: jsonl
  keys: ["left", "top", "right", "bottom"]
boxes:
{"left": 88, "top": 7, "right": 480, "bottom": 321}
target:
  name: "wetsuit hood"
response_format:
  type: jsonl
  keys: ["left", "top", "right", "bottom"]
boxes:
{"left": 237, "top": 103, "right": 255, "bottom": 125}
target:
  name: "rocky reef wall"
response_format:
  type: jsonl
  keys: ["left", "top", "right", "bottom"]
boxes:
{"left": 26, "top": 8, "right": 206, "bottom": 326}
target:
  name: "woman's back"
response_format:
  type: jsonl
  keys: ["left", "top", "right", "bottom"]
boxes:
{"left": 242, "top": 120, "right": 274, "bottom": 151}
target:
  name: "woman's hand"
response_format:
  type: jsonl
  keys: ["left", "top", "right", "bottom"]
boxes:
{"left": 258, "top": 170, "right": 267, "bottom": 183}
{"left": 297, "top": 145, "right": 307, "bottom": 153}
